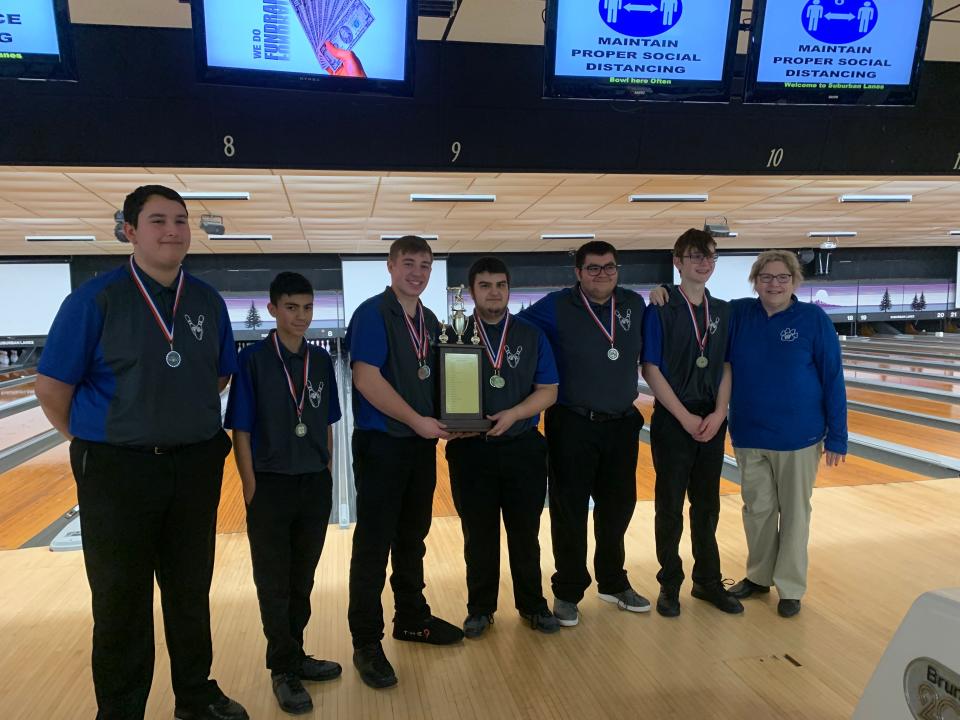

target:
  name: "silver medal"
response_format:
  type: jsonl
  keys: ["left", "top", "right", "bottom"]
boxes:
{"left": 607, "top": 347, "right": 620, "bottom": 361}
{"left": 489, "top": 374, "right": 506, "bottom": 389}
{"left": 696, "top": 355, "right": 709, "bottom": 369}
{"left": 294, "top": 422, "right": 308, "bottom": 438}
{"left": 165, "top": 350, "right": 182, "bottom": 368}
{"left": 417, "top": 364, "right": 431, "bottom": 380}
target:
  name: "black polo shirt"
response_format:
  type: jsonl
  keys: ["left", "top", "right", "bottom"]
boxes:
{"left": 519, "top": 284, "right": 645, "bottom": 414}
{"left": 347, "top": 287, "right": 440, "bottom": 438}
{"left": 225, "top": 331, "right": 341, "bottom": 474}
{"left": 640, "top": 286, "right": 729, "bottom": 412}
{"left": 475, "top": 314, "right": 559, "bottom": 438}
{"left": 39, "top": 260, "right": 238, "bottom": 446}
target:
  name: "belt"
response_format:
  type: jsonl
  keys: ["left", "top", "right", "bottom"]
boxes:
{"left": 122, "top": 443, "right": 192, "bottom": 455}
{"left": 562, "top": 405, "right": 636, "bottom": 423}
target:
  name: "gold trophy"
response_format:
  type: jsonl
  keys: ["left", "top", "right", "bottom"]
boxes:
{"left": 436, "top": 285, "right": 490, "bottom": 431}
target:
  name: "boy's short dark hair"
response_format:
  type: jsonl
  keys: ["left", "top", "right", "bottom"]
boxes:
{"left": 122, "top": 185, "right": 187, "bottom": 229}
{"left": 388, "top": 235, "right": 433, "bottom": 260}
{"left": 673, "top": 229, "right": 717, "bottom": 259}
{"left": 575, "top": 240, "right": 618, "bottom": 269}
{"left": 270, "top": 272, "right": 314, "bottom": 305}
{"left": 467, "top": 256, "right": 511, "bottom": 291}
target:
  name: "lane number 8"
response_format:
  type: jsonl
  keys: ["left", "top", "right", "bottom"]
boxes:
{"left": 223, "top": 135, "right": 236, "bottom": 158}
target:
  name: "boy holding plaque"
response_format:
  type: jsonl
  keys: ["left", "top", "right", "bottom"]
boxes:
{"left": 640, "top": 229, "right": 742, "bottom": 618}
{"left": 346, "top": 236, "right": 463, "bottom": 690}
{"left": 445, "top": 257, "right": 559, "bottom": 638}
{"left": 225, "top": 272, "right": 342, "bottom": 715}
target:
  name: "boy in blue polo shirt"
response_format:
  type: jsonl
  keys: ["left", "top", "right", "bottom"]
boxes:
{"left": 225, "top": 272, "right": 342, "bottom": 715}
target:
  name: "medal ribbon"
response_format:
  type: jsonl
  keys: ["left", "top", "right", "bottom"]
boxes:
{"left": 128, "top": 256, "right": 184, "bottom": 348}
{"left": 677, "top": 286, "right": 710, "bottom": 356}
{"left": 401, "top": 302, "right": 429, "bottom": 364}
{"left": 475, "top": 313, "right": 510, "bottom": 373}
{"left": 578, "top": 286, "right": 616, "bottom": 347}
{"left": 272, "top": 332, "right": 310, "bottom": 422}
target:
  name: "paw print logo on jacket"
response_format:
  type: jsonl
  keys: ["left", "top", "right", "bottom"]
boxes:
{"left": 780, "top": 328, "right": 799, "bottom": 343}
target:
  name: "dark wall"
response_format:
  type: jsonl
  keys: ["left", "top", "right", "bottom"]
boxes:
{"left": 57, "top": 245, "right": 956, "bottom": 294}
{"left": 4, "top": 26, "right": 960, "bottom": 174}
{"left": 69, "top": 253, "right": 343, "bottom": 291}
{"left": 446, "top": 251, "right": 671, "bottom": 287}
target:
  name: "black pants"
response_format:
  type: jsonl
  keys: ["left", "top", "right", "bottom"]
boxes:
{"left": 445, "top": 430, "right": 549, "bottom": 616}
{"left": 348, "top": 430, "right": 437, "bottom": 648}
{"left": 544, "top": 405, "right": 643, "bottom": 603}
{"left": 650, "top": 403, "right": 726, "bottom": 589}
{"left": 246, "top": 470, "right": 332, "bottom": 674}
{"left": 69, "top": 431, "right": 231, "bottom": 720}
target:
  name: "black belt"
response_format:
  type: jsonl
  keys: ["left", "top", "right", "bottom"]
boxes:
{"left": 562, "top": 405, "right": 636, "bottom": 423}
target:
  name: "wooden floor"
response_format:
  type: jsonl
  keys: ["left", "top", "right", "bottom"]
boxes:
{"left": 0, "top": 478, "right": 958, "bottom": 719}
{"left": 846, "top": 387, "right": 960, "bottom": 419}
{"left": 845, "top": 369, "right": 960, "bottom": 393}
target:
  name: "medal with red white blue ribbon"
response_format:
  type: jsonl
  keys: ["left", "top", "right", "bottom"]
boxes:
{"left": 677, "top": 286, "right": 710, "bottom": 369}
{"left": 578, "top": 286, "right": 619, "bottom": 361}
{"left": 272, "top": 331, "right": 311, "bottom": 437}
{"left": 402, "top": 301, "right": 431, "bottom": 380}
{"left": 128, "top": 256, "right": 185, "bottom": 368}
{"left": 475, "top": 313, "right": 510, "bottom": 388}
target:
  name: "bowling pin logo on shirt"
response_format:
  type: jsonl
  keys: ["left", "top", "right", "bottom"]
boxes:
{"left": 185, "top": 314, "right": 205, "bottom": 341}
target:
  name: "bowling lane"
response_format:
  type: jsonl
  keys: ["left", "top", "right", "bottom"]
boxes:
{"left": 844, "top": 369, "right": 960, "bottom": 394}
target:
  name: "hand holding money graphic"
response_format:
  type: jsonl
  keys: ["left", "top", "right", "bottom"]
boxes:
{"left": 324, "top": 40, "right": 366, "bottom": 78}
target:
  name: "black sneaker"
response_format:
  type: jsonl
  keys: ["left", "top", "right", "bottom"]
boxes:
{"left": 778, "top": 599, "right": 801, "bottom": 618}
{"left": 174, "top": 693, "right": 249, "bottom": 720}
{"left": 299, "top": 655, "right": 342, "bottom": 682}
{"left": 271, "top": 673, "right": 312, "bottom": 715}
{"left": 463, "top": 613, "right": 494, "bottom": 639}
{"left": 518, "top": 609, "right": 560, "bottom": 634}
{"left": 692, "top": 583, "right": 745, "bottom": 614}
{"left": 393, "top": 615, "right": 464, "bottom": 645}
{"left": 656, "top": 588, "right": 680, "bottom": 618}
{"left": 728, "top": 577, "right": 770, "bottom": 600}
{"left": 353, "top": 642, "right": 398, "bottom": 689}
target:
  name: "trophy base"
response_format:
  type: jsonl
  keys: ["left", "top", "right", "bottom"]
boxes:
{"left": 443, "top": 418, "right": 493, "bottom": 433}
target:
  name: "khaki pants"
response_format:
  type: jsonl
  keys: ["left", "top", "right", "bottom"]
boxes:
{"left": 734, "top": 443, "right": 822, "bottom": 600}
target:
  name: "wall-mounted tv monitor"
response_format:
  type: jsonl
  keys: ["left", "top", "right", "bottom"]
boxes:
{"left": 0, "top": 0, "right": 76, "bottom": 81}
{"left": 191, "top": 0, "right": 416, "bottom": 95}
{"left": 744, "top": 0, "right": 933, "bottom": 105}
{"left": 544, "top": 0, "right": 742, "bottom": 101}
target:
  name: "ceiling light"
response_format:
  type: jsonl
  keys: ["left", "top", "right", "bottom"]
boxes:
{"left": 206, "top": 234, "right": 272, "bottom": 241}
{"left": 25, "top": 235, "right": 96, "bottom": 242}
{"left": 380, "top": 234, "right": 439, "bottom": 241}
{"left": 179, "top": 192, "right": 251, "bottom": 201}
{"left": 629, "top": 194, "right": 708, "bottom": 203}
{"left": 820, "top": 240, "right": 839, "bottom": 250}
{"left": 807, "top": 231, "right": 858, "bottom": 238}
{"left": 541, "top": 233, "right": 596, "bottom": 240}
{"left": 410, "top": 194, "right": 496, "bottom": 202}
{"left": 838, "top": 194, "right": 912, "bottom": 203}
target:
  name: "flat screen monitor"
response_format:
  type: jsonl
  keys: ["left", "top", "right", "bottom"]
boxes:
{"left": 744, "top": 0, "right": 933, "bottom": 105}
{"left": 544, "top": 0, "right": 742, "bottom": 101}
{"left": 192, "top": 0, "right": 416, "bottom": 95}
{"left": 0, "top": 0, "right": 76, "bottom": 81}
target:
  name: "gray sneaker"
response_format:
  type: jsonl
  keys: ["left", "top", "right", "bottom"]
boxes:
{"left": 552, "top": 598, "right": 580, "bottom": 627}
{"left": 463, "top": 613, "right": 493, "bottom": 639}
{"left": 598, "top": 587, "right": 651, "bottom": 613}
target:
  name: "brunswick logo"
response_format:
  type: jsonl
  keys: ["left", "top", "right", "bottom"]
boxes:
{"left": 903, "top": 657, "right": 960, "bottom": 719}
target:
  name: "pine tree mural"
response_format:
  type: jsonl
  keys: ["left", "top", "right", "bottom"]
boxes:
{"left": 918, "top": 292, "right": 927, "bottom": 310}
{"left": 245, "top": 301, "right": 263, "bottom": 329}
{"left": 879, "top": 289, "right": 892, "bottom": 312}
{"left": 911, "top": 293, "right": 920, "bottom": 311}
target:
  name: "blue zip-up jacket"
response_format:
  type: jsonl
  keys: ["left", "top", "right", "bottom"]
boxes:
{"left": 726, "top": 297, "right": 847, "bottom": 455}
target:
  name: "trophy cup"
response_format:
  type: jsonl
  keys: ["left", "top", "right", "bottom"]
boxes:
{"left": 436, "top": 286, "right": 491, "bottom": 432}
